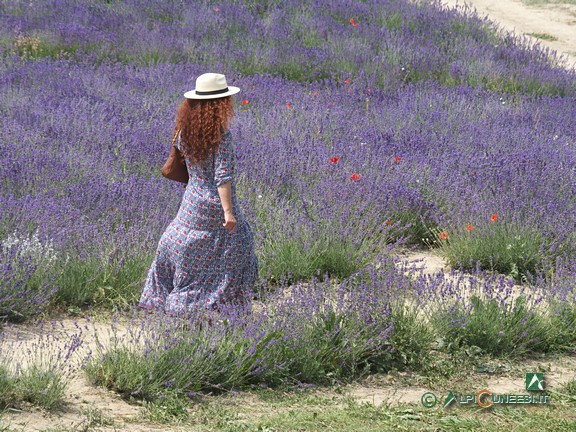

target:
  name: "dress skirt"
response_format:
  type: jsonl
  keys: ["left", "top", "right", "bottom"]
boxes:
{"left": 139, "top": 130, "right": 258, "bottom": 316}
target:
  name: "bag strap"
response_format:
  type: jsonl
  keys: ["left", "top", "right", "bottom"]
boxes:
{"left": 171, "top": 129, "right": 181, "bottom": 147}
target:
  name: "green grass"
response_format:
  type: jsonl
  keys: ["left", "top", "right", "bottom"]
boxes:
{"left": 6, "top": 369, "right": 576, "bottom": 431}
{"left": 129, "top": 386, "right": 576, "bottom": 431}
{"left": 558, "top": 378, "right": 576, "bottom": 402}
{"left": 527, "top": 32, "right": 559, "bottom": 41}
{"left": 141, "top": 391, "right": 190, "bottom": 424}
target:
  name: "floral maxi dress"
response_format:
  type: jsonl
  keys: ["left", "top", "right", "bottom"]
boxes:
{"left": 139, "top": 130, "right": 258, "bottom": 316}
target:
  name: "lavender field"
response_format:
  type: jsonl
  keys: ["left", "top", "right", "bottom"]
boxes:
{"left": 1, "top": 0, "right": 576, "bottom": 425}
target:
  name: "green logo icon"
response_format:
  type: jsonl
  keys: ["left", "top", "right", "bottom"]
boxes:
{"left": 421, "top": 392, "right": 437, "bottom": 408}
{"left": 526, "top": 373, "right": 545, "bottom": 391}
{"left": 443, "top": 391, "right": 456, "bottom": 408}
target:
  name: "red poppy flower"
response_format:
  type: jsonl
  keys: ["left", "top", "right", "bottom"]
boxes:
{"left": 350, "top": 173, "right": 361, "bottom": 181}
{"left": 439, "top": 231, "right": 448, "bottom": 240}
{"left": 286, "top": 103, "right": 292, "bottom": 108}
{"left": 350, "top": 18, "right": 358, "bottom": 27}
{"left": 344, "top": 79, "right": 350, "bottom": 84}
{"left": 241, "top": 100, "right": 249, "bottom": 105}
{"left": 466, "top": 224, "right": 473, "bottom": 232}
{"left": 394, "top": 156, "right": 401, "bottom": 163}
{"left": 386, "top": 220, "right": 392, "bottom": 226}
{"left": 330, "top": 157, "right": 340, "bottom": 163}
{"left": 491, "top": 214, "right": 498, "bottom": 222}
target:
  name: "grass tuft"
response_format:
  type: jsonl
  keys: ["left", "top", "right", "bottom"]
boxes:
{"left": 0, "top": 363, "right": 67, "bottom": 410}
{"left": 527, "top": 32, "right": 559, "bottom": 41}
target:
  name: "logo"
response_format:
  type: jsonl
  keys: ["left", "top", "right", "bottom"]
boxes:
{"left": 421, "top": 392, "right": 437, "bottom": 408}
{"left": 423, "top": 383, "right": 550, "bottom": 409}
{"left": 476, "top": 389, "right": 493, "bottom": 408}
{"left": 443, "top": 391, "right": 456, "bottom": 408}
{"left": 526, "top": 373, "right": 545, "bottom": 391}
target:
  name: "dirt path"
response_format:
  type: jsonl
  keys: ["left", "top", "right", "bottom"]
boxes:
{"left": 441, "top": 0, "right": 576, "bottom": 68}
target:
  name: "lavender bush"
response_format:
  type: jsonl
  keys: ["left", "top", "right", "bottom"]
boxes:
{"left": 86, "top": 271, "right": 398, "bottom": 399}
{"left": 0, "top": 319, "right": 87, "bottom": 409}
{"left": 411, "top": 259, "right": 576, "bottom": 356}
{"left": 0, "top": 231, "right": 60, "bottom": 321}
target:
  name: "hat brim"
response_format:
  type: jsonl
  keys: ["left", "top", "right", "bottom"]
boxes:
{"left": 184, "top": 86, "right": 240, "bottom": 100}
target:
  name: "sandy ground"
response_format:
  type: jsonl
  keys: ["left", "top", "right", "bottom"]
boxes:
{"left": 441, "top": 0, "right": 576, "bottom": 68}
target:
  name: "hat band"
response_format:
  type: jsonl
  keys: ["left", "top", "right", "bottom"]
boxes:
{"left": 195, "top": 87, "right": 229, "bottom": 96}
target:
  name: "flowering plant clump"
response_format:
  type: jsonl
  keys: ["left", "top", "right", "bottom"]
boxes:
{"left": 438, "top": 222, "right": 550, "bottom": 282}
{"left": 85, "top": 268, "right": 401, "bottom": 398}
{"left": 0, "top": 231, "right": 62, "bottom": 321}
{"left": 0, "top": 318, "right": 88, "bottom": 408}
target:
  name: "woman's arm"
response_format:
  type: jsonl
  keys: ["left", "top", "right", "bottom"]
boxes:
{"left": 218, "top": 181, "right": 236, "bottom": 233}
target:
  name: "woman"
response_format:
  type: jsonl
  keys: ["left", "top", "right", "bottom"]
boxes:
{"left": 139, "top": 73, "right": 258, "bottom": 317}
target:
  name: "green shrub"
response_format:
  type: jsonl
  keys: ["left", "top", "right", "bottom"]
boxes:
{"left": 370, "top": 307, "right": 435, "bottom": 372}
{"left": 259, "top": 237, "right": 365, "bottom": 283}
{"left": 0, "top": 365, "right": 15, "bottom": 408}
{"left": 55, "top": 252, "right": 152, "bottom": 308}
{"left": 548, "top": 303, "right": 576, "bottom": 351}
{"left": 251, "top": 192, "right": 378, "bottom": 284}
{"left": 433, "top": 295, "right": 551, "bottom": 357}
{"left": 438, "top": 222, "right": 546, "bottom": 282}
{"left": 0, "top": 363, "right": 66, "bottom": 410}
{"left": 15, "top": 366, "right": 67, "bottom": 410}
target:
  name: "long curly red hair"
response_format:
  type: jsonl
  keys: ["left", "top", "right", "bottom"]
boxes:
{"left": 175, "top": 96, "right": 234, "bottom": 164}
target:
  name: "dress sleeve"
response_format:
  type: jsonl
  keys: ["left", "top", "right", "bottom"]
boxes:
{"left": 214, "top": 131, "right": 235, "bottom": 187}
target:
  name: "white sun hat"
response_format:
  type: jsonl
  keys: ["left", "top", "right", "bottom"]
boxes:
{"left": 184, "top": 73, "right": 240, "bottom": 99}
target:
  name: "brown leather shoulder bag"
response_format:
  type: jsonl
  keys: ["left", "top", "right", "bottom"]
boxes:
{"left": 161, "top": 129, "right": 189, "bottom": 184}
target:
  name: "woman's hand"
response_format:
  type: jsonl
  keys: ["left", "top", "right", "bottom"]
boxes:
{"left": 218, "top": 182, "right": 236, "bottom": 234}
{"left": 223, "top": 210, "right": 237, "bottom": 234}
